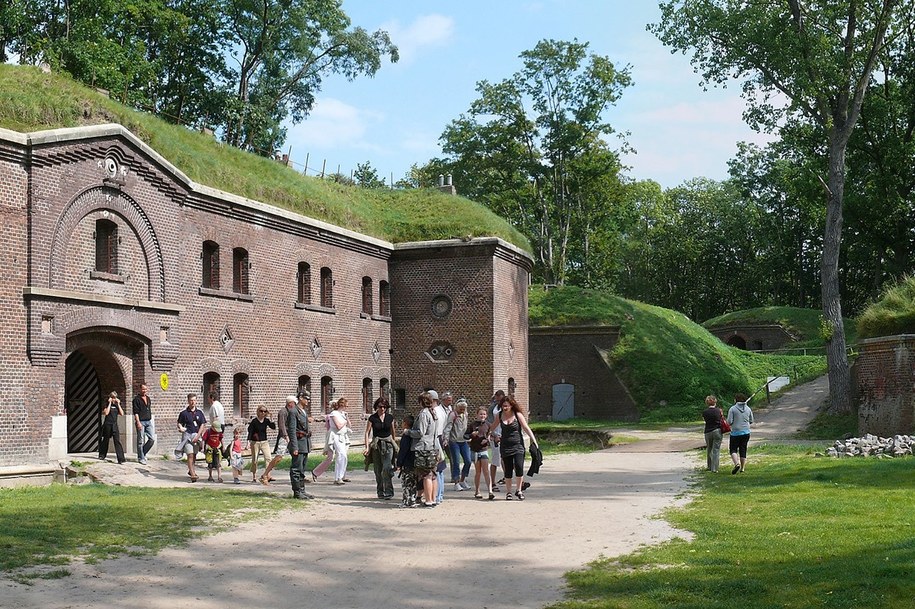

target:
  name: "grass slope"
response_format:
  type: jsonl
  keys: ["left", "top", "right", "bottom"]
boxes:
{"left": 529, "top": 286, "right": 825, "bottom": 421}
{"left": 0, "top": 65, "right": 530, "bottom": 250}
{"left": 552, "top": 446, "right": 915, "bottom": 609}
{"left": 857, "top": 275, "right": 915, "bottom": 339}
{"left": 703, "top": 306, "right": 856, "bottom": 350}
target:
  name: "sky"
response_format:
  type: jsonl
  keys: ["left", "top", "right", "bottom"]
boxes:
{"left": 284, "top": 1, "right": 777, "bottom": 189}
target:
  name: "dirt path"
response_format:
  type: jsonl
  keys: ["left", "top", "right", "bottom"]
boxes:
{"left": 3, "top": 451, "right": 695, "bottom": 609}
{"left": 4, "top": 377, "right": 828, "bottom": 609}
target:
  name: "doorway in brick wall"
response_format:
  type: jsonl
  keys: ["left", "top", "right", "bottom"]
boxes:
{"left": 65, "top": 331, "right": 145, "bottom": 455}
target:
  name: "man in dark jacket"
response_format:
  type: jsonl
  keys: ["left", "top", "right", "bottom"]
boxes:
{"left": 287, "top": 392, "right": 314, "bottom": 499}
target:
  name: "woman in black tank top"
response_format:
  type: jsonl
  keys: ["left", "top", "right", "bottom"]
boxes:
{"left": 497, "top": 395, "right": 539, "bottom": 501}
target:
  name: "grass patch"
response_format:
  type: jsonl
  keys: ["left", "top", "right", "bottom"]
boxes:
{"left": 797, "top": 410, "right": 859, "bottom": 441}
{"left": 552, "top": 446, "right": 915, "bottom": 609}
{"left": 857, "top": 275, "right": 915, "bottom": 339}
{"left": 529, "top": 285, "right": 826, "bottom": 422}
{"left": 0, "top": 483, "right": 293, "bottom": 572}
{"left": 0, "top": 65, "right": 530, "bottom": 250}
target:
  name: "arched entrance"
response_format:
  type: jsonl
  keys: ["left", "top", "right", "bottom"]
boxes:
{"left": 727, "top": 335, "right": 747, "bottom": 350}
{"left": 64, "top": 330, "right": 146, "bottom": 455}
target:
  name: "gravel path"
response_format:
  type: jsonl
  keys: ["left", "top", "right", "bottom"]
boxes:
{"left": 4, "top": 376, "right": 827, "bottom": 609}
{"left": 4, "top": 450, "right": 694, "bottom": 609}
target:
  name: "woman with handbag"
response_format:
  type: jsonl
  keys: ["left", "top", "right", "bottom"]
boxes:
{"left": 701, "top": 395, "right": 725, "bottom": 473}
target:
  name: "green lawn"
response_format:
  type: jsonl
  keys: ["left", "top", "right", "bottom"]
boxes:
{"left": 0, "top": 484, "right": 293, "bottom": 575}
{"left": 551, "top": 446, "right": 915, "bottom": 609}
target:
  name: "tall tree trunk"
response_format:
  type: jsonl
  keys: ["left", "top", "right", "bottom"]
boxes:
{"left": 822, "top": 135, "right": 852, "bottom": 413}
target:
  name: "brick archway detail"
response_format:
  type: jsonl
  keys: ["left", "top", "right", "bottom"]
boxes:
{"left": 49, "top": 185, "right": 166, "bottom": 301}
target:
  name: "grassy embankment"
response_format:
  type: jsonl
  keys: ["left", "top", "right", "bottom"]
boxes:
{"left": 857, "top": 275, "right": 915, "bottom": 339}
{"left": 529, "top": 286, "right": 826, "bottom": 423}
{"left": 550, "top": 445, "right": 915, "bottom": 609}
{"left": 0, "top": 65, "right": 530, "bottom": 250}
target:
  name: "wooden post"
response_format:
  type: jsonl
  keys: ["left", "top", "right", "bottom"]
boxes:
{"left": 303, "top": 153, "right": 310, "bottom": 176}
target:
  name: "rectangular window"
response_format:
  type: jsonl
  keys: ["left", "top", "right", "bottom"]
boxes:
{"left": 233, "top": 248, "right": 249, "bottom": 294}
{"left": 202, "top": 241, "right": 220, "bottom": 289}
{"left": 95, "top": 219, "right": 118, "bottom": 274}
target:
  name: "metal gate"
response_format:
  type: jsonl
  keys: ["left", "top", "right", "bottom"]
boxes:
{"left": 65, "top": 350, "right": 101, "bottom": 453}
{"left": 552, "top": 383, "right": 575, "bottom": 421}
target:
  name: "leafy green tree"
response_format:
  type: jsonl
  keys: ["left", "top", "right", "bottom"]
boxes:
{"left": 222, "top": 0, "right": 398, "bottom": 153}
{"left": 353, "top": 161, "right": 387, "bottom": 189}
{"left": 435, "top": 39, "right": 631, "bottom": 284}
{"left": 652, "top": 0, "right": 913, "bottom": 412}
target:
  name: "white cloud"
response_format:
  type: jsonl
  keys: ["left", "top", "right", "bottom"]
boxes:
{"left": 381, "top": 14, "right": 455, "bottom": 66}
{"left": 285, "top": 97, "right": 382, "bottom": 149}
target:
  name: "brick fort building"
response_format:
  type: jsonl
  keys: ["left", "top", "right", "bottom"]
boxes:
{"left": 0, "top": 124, "right": 532, "bottom": 473}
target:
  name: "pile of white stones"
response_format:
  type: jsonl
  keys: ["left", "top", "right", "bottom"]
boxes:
{"left": 823, "top": 434, "right": 914, "bottom": 458}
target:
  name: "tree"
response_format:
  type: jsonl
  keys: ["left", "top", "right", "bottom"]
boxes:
{"left": 222, "top": 0, "right": 398, "bottom": 153}
{"left": 652, "top": 0, "right": 914, "bottom": 413}
{"left": 353, "top": 161, "right": 386, "bottom": 189}
{"left": 434, "top": 39, "right": 631, "bottom": 284}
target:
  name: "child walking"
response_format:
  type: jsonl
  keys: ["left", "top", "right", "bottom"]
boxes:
{"left": 202, "top": 421, "right": 224, "bottom": 482}
{"left": 230, "top": 427, "right": 245, "bottom": 484}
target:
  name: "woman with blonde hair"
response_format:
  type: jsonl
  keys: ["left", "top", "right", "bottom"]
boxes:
{"left": 327, "top": 397, "right": 352, "bottom": 485}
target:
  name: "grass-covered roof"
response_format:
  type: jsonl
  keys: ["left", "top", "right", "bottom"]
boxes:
{"left": 0, "top": 65, "right": 530, "bottom": 250}
{"left": 857, "top": 276, "right": 915, "bottom": 339}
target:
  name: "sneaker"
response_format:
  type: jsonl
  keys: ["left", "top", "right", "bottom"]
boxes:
{"left": 138, "top": 459, "right": 148, "bottom": 465}
{"left": 515, "top": 490, "right": 525, "bottom": 501}
{"left": 453, "top": 483, "right": 464, "bottom": 492}
{"left": 731, "top": 465, "right": 740, "bottom": 475}
{"left": 492, "top": 485, "right": 500, "bottom": 493}
{"left": 506, "top": 492, "right": 513, "bottom": 501}
{"left": 474, "top": 492, "right": 483, "bottom": 499}
{"left": 460, "top": 481, "right": 471, "bottom": 490}
{"left": 488, "top": 492, "right": 495, "bottom": 500}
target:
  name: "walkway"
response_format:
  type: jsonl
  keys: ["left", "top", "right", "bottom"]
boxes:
{"left": 3, "top": 376, "right": 829, "bottom": 609}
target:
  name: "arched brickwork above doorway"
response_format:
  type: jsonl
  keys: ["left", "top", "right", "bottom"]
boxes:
{"left": 49, "top": 186, "right": 165, "bottom": 301}
{"left": 50, "top": 306, "right": 178, "bottom": 371}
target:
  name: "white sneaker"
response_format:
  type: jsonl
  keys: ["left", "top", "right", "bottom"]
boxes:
{"left": 460, "top": 481, "right": 471, "bottom": 490}
{"left": 453, "top": 483, "right": 464, "bottom": 491}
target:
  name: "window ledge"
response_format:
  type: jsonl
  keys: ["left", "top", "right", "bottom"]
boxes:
{"left": 371, "top": 314, "right": 392, "bottom": 323}
{"left": 199, "top": 286, "right": 254, "bottom": 302}
{"left": 89, "top": 270, "right": 125, "bottom": 283}
{"left": 297, "top": 303, "right": 336, "bottom": 315}
{"left": 359, "top": 312, "right": 371, "bottom": 319}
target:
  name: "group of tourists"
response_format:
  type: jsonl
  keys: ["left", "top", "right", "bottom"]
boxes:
{"left": 98, "top": 384, "right": 541, "bottom": 503}
{"left": 702, "top": 393, "right": 755, "bottom": 474}
{"left": 394, "top": 389, "right": 540, "bottom": 508}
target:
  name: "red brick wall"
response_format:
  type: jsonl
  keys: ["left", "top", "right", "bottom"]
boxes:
{"left": 0, "top": 148, "right": 35, "bottom": 463}
{"left": 855, "top": 335, "right": 915, "bottom": 436}
{"left": 529, "top": 327, "right": 639, "bottom": 421}
{"left": 390, "top": 240, "right": 532, "bottom": 414}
